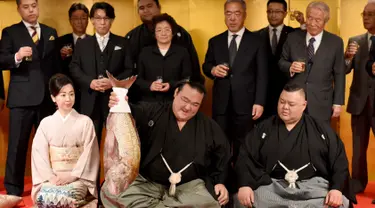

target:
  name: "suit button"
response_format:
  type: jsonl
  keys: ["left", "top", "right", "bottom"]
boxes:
{"left": 230, "top": 74, "right": 233, "bottom": 78}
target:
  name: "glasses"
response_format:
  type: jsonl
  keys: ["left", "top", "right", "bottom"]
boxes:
{"left": 155, "top": 28, "right": 172, "bottom": 34}
{"left": 361, "top": 12, "right": 375, "bottom": 18}
{"left": 93, "top": 17, "right": 111, "bottom": 22}
{"left": 70, "top": 17, "right": 88, "bottom": 22}
{"left": 267, "top": 10, "right": 285, "bottom": 15}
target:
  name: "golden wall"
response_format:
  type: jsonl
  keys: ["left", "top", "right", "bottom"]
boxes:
{"left": 0, "top": 0, "right": 374, "bottom": 179}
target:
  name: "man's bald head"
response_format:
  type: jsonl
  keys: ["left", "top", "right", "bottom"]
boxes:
{"left": 278, "top": 84, "right": 307, "bottom": 125}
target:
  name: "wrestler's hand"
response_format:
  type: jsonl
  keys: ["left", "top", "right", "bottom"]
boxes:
{"left": 108, "top": 92, "right": 128, "bottom": 108}
{"left": 238, "top": 186, "right": 255, "bottom": 207}
{"left": 252, "top": 104, "right": 263, "bottom": 120}
{"left": 215, "top": 184, "right": 229, "bottom": 206}
{"left": 325, "top": 189, "right": 343, "bottom": 208}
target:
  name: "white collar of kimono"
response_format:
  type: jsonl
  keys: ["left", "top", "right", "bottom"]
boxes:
{"left": 57, "top": 109, "right": 74, "bottom": 123}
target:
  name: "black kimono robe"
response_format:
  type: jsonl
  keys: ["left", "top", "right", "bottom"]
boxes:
{"left": 130, "top": 102, "right": 230, "bottom": 198}
{"left": 235, "top": 114, "right": 357, "bottom": 204}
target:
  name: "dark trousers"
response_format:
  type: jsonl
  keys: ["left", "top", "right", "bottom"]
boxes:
{"left": 212, "top": 94, "right": 254, "bottom": 194}
{"left": 351, "top": 96, "right": 375, "bottom": 193}
{"left": 5, "top": 102, "right": 54, "bottom": 196}
{"left": 89, "top": 94, "right": 109, "bottom": 205}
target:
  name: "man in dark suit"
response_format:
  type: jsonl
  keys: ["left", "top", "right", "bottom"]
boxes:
{"left": 257, "top": 0, "right": 305, "bottom": 118}
{"left": 279, "top": 1, "right": 345, "bottom": 123}
{"left": 0, "top": 0, "right": 60, "bottom": 196}
{"left": 351, "top": 2, "right": 375, "bottom": 194}
{"left": 203, "top": 0, "right": 267, "bottom": 166}
{"left": 70, "top": 2, "right": 132, "bottom": 144}
{"left": 57, "top": 3, "right": 89, "bottom": 112}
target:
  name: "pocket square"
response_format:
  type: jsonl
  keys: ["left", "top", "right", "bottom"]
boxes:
{"left": 114, "top": 46, "right": 122, "bottom": 50}
{"left": 49, "top": 36, "right": 55, "bottom": 41}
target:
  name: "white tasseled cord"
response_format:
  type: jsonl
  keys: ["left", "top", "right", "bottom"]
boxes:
{"left": 161, "top": 154, "right": 193, "bottom": 196}
{"left": 277, "top": 161, "right": 311, "bottom": 188}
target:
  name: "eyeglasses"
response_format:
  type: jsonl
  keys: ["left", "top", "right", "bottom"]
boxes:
{"left": 93, "top": 17, "right": 111, "bottom": 22}
{"left": 267, "top": 10, "right": 285, "bottom": 15}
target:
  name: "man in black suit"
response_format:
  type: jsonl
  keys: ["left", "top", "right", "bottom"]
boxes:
{"left": 0, "top": 0, "right": 60, "bottom": 196}
{"left": 257, "top": 0, "right": 305, "bottom": 118}
{"left": 203, "top": 0, "right": 267, "bottom": 166}
{"left": 70, "top": 2, "right": 132, "bottom": 144}
{"left": 356, "top": 2, "right": 375, "bottom": 194}
{"left": 57, "top": 3, "right": 89, "bottom": 112}
{"left": 279, "top": 1, "right": 345, "bottom": 123}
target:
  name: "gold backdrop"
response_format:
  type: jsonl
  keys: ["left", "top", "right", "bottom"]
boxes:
{"left": 0, "top": 0, "right": 373, "bottom": 179}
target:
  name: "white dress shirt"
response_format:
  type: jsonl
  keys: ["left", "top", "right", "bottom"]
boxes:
{"left": 95, "top": 32, "right": 110, "bottom": 52}
{"left": 268, "top": 24, "right": 284, "bottom": 46}
{"left": 228, "top": 27, "right": 245, "bottom": 50}
{"left": 73, "top": 33, "right": 86, "bottom": 45}
{"left": 306, "top": 31, "right": 323, "bottom": 54}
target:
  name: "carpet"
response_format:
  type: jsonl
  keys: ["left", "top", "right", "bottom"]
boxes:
{"left": 0, "top": 177, "right": 374, "bottom": 207}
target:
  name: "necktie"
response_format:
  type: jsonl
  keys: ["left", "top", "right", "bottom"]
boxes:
{"left": 76, "top": 37, "right": 82, "bottom": 45}
{"left": 229, "top": 34, "right": 238, "bottom": 67}
{"left": 271, "top": 28, "right": 278, "bottom": 55}
{"left": 30, "top": 26, "right": 39, "bottom": 45}
{"left": 307, "top": 37, "right": 315, "bottom": 62}
{"left": 100, "top": 37, "right": 106, "bottom": 51}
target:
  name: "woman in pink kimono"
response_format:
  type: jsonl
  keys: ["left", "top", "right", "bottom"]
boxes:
{"left": 31, "top": 74, "right": 100, "bottom": 208}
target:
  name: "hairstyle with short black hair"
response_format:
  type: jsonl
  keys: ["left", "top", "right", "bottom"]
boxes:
{"left": 138, "top": 0, "right": 160, "bottom": 8}
{"left": 283, "top": 83, "right": 306, "bottom": 99}
{"left": 68, "top": 3, "right": 89, "bottom": 19}
{"left": 16, "top": 0, "right": 38, "bottom": 6}
{"left": 152, "top": 13, "right": 178, "bottom": 36}
{"left": 175, "top": 80, "right": 207, "bottom": 96}
{"left": 267, "top": 0, "right": 288, "bottom": 11}
{"left": 49, "top": 74, "right": 74, "bottom": 97}
{"left": 224, "top": 0, "right": 246, "bottom": 11}
{"left": 89, "top": 2, "right": 115, "bottom": 19}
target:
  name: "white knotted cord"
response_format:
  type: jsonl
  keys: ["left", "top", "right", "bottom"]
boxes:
{"left": 161, "top": 154, "right": 193, "bottom": 196}
{"left": 277, "top": 160, "right": 311, "bottom": 188}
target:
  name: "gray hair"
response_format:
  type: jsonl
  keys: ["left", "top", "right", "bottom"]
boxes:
{"left": 224, "top": 0, "right": 247, "bottom": 11}
{"left": 306, "top": 1, "right": 330, "bottom": 23}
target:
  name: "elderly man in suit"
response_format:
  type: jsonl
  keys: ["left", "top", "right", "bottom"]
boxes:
{"left": 57, "top": 3, "right": 89, "bottom": 112}
{"left": 350, "top": 2, "right": 375, "bottom": 194}
{"left": 0, "top": 0, "right": 60, "bottom": 196}
{"left": 257, "top": 0, "right": 305, "bottom": 118}
{"left": 203, "top": 0, "right": 267, "bottom": 173}
{"left": 279, "top": 1, "right": 345, "bottom": 123}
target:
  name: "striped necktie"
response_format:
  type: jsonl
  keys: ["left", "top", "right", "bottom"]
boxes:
{"left": 30, "top": 26, "right": 39, "bottom": 45}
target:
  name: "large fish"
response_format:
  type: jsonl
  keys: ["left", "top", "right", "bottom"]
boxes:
{"left": 102, "top": 72, "right": 140, "bottom": 196}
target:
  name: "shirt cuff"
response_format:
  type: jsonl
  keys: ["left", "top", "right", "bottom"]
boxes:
{"left": 300, "top": 23, "right": 307, "bottom": 30}
{"left": 290, "top": 71, "right": 295, "bottom": 77}
{"left": 333, "top": 104, "right": 341, "bottom": 107}
{"left": 14, "top": 53, "right": 22, "bottom": 67}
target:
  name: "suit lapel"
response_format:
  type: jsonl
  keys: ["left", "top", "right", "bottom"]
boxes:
{"left": 220, "top": 31, "right": 230, "bottom": 64}
{"left": 106, "top": 33, "right": 116, "bottom": 73}
{"left": 312, "top": 31, "right": 329, "bottom": 64}
{"left": 359, "top": 33, "right": 369, "bottom": 61}
{"left": 232, "top": 29, "right": 250, "bottom": 68}
{"left": 277, "top": 26, "right": 289, "bottom": 56}
{"left": 91, "top": 36, "right": 97, "bottom": 76}
{"left": 17, "top": 22, "right": 37, "bottom": 52}
{"left": 40, "top": 24, "right": 50, "bottom": 58}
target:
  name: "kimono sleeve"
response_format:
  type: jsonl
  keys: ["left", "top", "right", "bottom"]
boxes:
{"left": 235, "top": 124, "right": 272, "bottom": 190}
{"left": 31, "top": 119, "right": 55, "bottom": 185}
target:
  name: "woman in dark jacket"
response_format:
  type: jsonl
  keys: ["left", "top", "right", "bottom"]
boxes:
{"left": 135, "top": 13, "right": 192, "bottom": 102}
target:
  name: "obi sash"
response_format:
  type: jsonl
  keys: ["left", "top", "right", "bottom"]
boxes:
{"left": 49, "top": 146, "right": 83, "bottom": 172}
